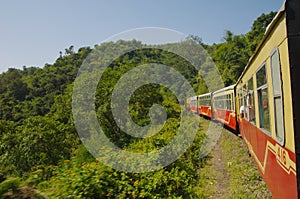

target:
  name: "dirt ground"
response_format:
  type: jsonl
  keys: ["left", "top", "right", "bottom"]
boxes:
{"left": 205, "top": 137, "right": 230, "bottom": 199}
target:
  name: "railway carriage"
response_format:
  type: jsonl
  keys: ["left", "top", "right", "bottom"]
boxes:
{"left": 185, "top": 97, "right": 191, "bottom": 111}
{"left": 212, "top": 85, "right": 237, "bottom": 131}
{"left": 197, "top": 93, "right": 212, "bottom": 118}
{"left": 235, "top": 0, "right": 300, "bottom": 198}
{"left": 186, "top": 96, "right": 198, "bottom": 114}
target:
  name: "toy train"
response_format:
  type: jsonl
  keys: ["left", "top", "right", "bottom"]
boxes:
{"left": 186, "top": 1, "right": 300, "bottom": 198}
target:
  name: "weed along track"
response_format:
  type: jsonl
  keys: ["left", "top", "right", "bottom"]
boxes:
{"left": 209, "top": 138, "right": 230, "bottom": 198}
{"left": 198, "top": 120, "right": 272, "bottom": 198}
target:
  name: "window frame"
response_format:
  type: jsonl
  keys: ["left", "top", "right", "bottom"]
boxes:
{"left": 256, "top": 63, "right": 271, "bottom": 136}
{"left": 270, "top": 47, "right": 285, "bottom": 145}
{"left": 238, "top": 87, "right": 244, "bottom": 118}
{"left": 247, "top": 77, "right": 256, "bottom": 125}
{"left": 242, "top": 84, "right": 249, "bottom": 120}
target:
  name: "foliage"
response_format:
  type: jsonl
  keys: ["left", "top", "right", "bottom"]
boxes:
{"left": 207, "top": 11, "right": 277, "bottom": 86}
{"left": 246, "top": 12, "right": 277, "bottom": 54}
{"left": 0, "top": 178, "right": 20, "bottom": 196}
{"left": 32, "top": 118, "right": 209, "bottom": 199}
{"left": 0, "top": 11, "right": 277, "bottom": 198}
{"left": 207, "top": 32, "right": 249, "bottom": 85}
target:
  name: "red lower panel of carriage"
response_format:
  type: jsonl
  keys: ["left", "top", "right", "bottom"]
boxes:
{"left": 198, "top": 106, "right": 212, "bottom": 118}
{"left": 239, "top": 119, "right": 297, "bottom": 199}
{"left": 189, "top": 105, "right": 197, "bottom": 114}
{"left": 213, "top": 108, "right": 236, "bottom": 131}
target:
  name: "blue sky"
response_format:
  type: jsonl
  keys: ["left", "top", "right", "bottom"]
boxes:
{"left": 0, "top": 0, "right": 283, "bottom": 73}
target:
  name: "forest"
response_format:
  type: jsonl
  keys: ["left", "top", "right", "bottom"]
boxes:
{"left": 0, "top": 12, "right": 275, "bottom": 198}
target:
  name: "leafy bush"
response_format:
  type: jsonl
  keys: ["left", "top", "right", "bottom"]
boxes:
{"left": 31, "top": 118, "right": 209, "bottom": 198}
{"left": 0, "top": 178, "right": 20, "bottom": 196}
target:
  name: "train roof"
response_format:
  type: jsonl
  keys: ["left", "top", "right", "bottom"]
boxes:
{"left": 212, "top": 84, "right": 236, "bottom": 95}
{"left": 198, "top": 92, "right": 211, "bottom": 98}
{"left": 187, "top": 95, "right": 197, "bottom": 100}
{"left": 237, "top": 1, "right": 286, "bottom": 83}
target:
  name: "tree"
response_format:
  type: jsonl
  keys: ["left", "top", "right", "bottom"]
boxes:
{"left": 246, "top": 12, "right": 277, "bottom": 53}
{"left": 223, "top": 30, "right": 233, "bottom": 43}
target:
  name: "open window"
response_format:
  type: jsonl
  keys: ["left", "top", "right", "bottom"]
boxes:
{"left": 248, "top": 77, "right": 255, "bottom": 124}
{"left": 242, "top": 84, "right": 248, "bottom": 120}
{"left": 271, "top": 48, "right": 285, "bottom": 145}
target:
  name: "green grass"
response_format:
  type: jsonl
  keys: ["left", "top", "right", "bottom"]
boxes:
{"left": 196, "top": 121, "right": 272, "bottom": 199}
{"left": 220, "top": 130, "right": 272, "bottom": 199}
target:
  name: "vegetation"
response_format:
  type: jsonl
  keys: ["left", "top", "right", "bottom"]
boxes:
{"left": 220, "top": 130, "right": 272, "bottom": 198}
{"left": 206, "top": 11, "right": 276, "bottom": 85}
{"left": 198, "top": 128, "right": 271, "bottom": 199}
{"left": 0, "top": 12, "right": 276, "bottom": 198}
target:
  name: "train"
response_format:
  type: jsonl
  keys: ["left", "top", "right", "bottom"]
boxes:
{"left": 186, "top": 0, "right": 300, "bottom": 198}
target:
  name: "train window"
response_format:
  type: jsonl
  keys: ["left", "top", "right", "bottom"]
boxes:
{"left": 257, "top": 64, "right": 271, "bottom": 133}
{"left": 221, "top": 100, "right": 225, "bottom": 109}
{"left": 215, "top": 95, "right": 227, "bottom": 110}
{"left": 257, "top": 65, "right": 267, "bottom": 88}
{"left": 238, "top": 88, "right": 244, "bottom": 117}
{"left": 228, "top": 94, "right": 232, "bottom": 110}
{"left": 191, "top": 99, "right": 197, "bottom": 107}
{"left": 238, "top": 89, "right": 242, "bottom": 106}
{"left": 231, "top": 93, "right": 235, "bottom": 112}
{"left": 226, "top": 95, "right": 229, "bottom": 110}
{"left": 248, "top": 78, "right": 255, "bottom": 124}
{"left": 243, "top": 84, "right": 249, "bottom": 120}
{"left": 200, "top": 95, "right": 211, "bottom": 106}
{"left": 271, "top": 48, "right": 284, "bottom": 144}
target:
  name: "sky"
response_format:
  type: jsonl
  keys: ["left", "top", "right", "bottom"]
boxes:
{"left": 0, "top": 0, "right": 283, "bottom": 73}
